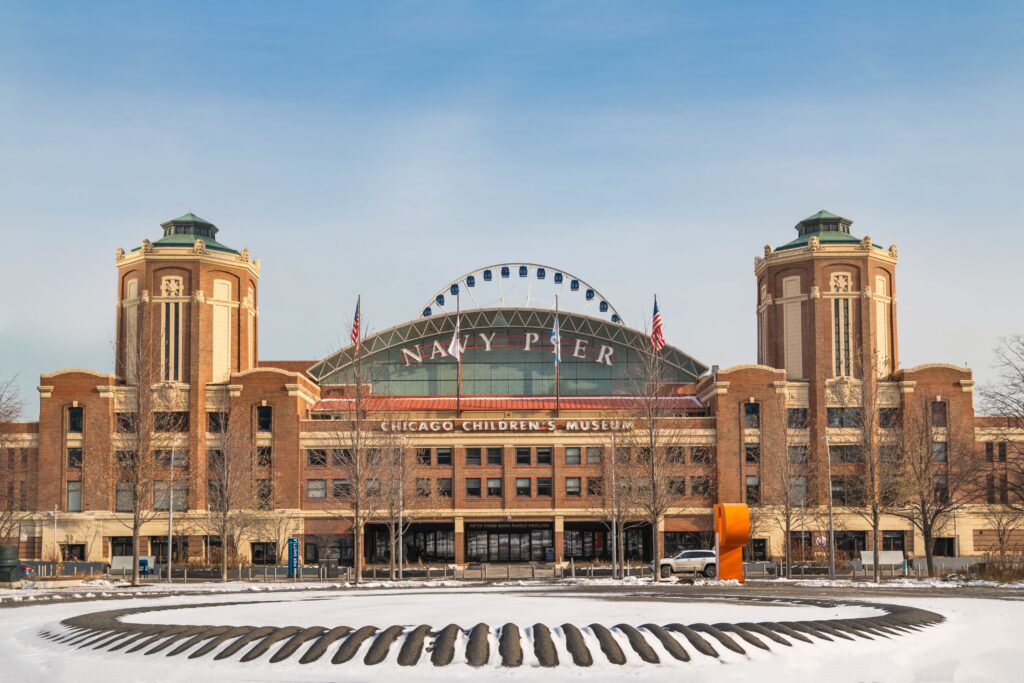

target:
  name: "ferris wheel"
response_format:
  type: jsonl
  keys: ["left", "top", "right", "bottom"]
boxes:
{"left": 419, "top": 263, "right": 624, "bottom": 324}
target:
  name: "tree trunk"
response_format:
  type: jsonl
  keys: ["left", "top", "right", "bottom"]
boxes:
{"left": 388, "top": 526, "right": 396, "bottom": 581}
{"left": 784, "top": 517, "right": 792, "bottom": 579}
{"left": 650, "top": 516, "right": 660, "bottom": 582}
{"left": 131, "top": 523, "right": 141, "bottom": 587}
{"left": 353, "top": 524, "right": 362, "bottom": 584}
{"left": 872, "top": 508, "right": 880, "bottom": 584}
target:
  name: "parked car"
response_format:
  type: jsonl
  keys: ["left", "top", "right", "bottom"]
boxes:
{"left": 657, "top": 549, "right": 717, "bottom": 578}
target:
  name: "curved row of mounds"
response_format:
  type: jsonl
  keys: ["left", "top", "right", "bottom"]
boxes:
{"left": 41, "top": 597, "right": 943, "bottom": 667}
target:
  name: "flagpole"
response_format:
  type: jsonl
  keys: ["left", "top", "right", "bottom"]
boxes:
{"left": 456, "top": 290, "right": 462, "bottom": 418}
{"left": 554, "top": 295, "right": 560, "bottom": 417}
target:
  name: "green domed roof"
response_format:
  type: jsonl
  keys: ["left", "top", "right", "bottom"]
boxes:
{"left": 149, "top": 213, "right": 239, "bottom": 253}
{"left": 776, "top": 210, "right": 869, "bottom": 251}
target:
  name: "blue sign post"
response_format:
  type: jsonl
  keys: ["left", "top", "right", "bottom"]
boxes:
{"left": 287, "top": 538, "right": 299, "bottom": 579}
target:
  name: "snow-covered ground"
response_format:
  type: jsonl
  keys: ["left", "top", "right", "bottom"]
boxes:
{"left": 0, "top": 584, "right": 1020, "bottom": 682}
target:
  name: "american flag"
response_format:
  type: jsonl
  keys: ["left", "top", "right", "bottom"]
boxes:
{"left": 651, "top": 296, "right": 666, "bottom": 352}
{"left": 351, "top": 296, "right": 361, "bottom": 351}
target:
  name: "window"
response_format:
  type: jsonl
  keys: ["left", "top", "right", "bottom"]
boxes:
{"left": 516, "top": 478, "right": 531, "bottom": 496}
{"left": 111, "top": 537, "right": 133, "bottom": 557}
{"left": 931, "top": 401, "right": 947, "bottom": 428}
{"left": 744, "top": 444, "right": 761, "bottom": 464}
{"left": 789, "top": 476, "right": 808, "bottom": 505}
{"left": 516, "top": 447, "right": 531, "bottom": 465}
{"left": 61, "top": 544, "right": 85, "bottom": 561}
{"left": 207, "top": 449, "right": 224, "bottom": 472}
{"left": 880, "top": 445, "right": 901, "bottom": 463}
{"left": 882, "top": 531, "right": 905, "bottom": 552}
{"left": 879, "top": 408, "right": 900, "bottom": 428}
{"left": 306, "top": 479, "right": 327, "bottom": 499}
{"left": 68, "top": 406, "right": 84, "bottom": 433}
{"left": 465, "top": 448, "right": 482, "bottom": 466}
{"left": 565, "top": 447, "right": 581, "bottom": 465}
{"left": 933, "top": 475, "right": 949, "bottom": 504}
{"left": 744, "top": 402, "right": 761, "bottom": 429}
{"left": 208, "top": 480, "right": 227, "bottom": 511}
{"left": 832, "top": 292, "right": 853, "bottom": 377}
{"left": 932, "top": 442, "right": 948, "bottom": 462}
{"left": 834, "top": 531, "right": 867, "bottom": 555}
{"left": 486, "top": 478, "right": 502, "bottom": 497}
{"left": 366, "top": 479, "right": 381, "bottom": 497}
{"left": 668, "top": 477, "right": 686, "bottom": 496}
{"left": 256, "top": 480, "right": 272, "bottom": 509}
{"left": 154, "top": 481, "right": 188, "bottom": 511}
{"left": 691, "top": 446, "right": 711, "bottom": 464}
{"left": 331, "top": 449, "right": 351, "bottom": 466}
{"left": 67, "top": 481, "right": 82, "bottom": 512}
{"left": 437, "top": 478, "right": 452, "bottom": 497}
{"left": 787, "top": 408, "right": 809, "bottom": 429}
{"left": 416, "top": 448, "right": 431, "bottom": 465}
{"left": 466, "top": 478, "right": 481, "bottom": 497}
{"left": 256, "top": 446, "right": 272, "bottom": 467}
{"left": 999, "top": 442, "right": 1008, "bottom": 462}
{"left": 986, "top": 442, "right": 994, "bottom": 461}
{"left": 986, "top": 474, "right": 996, "bottom": 504}
{"left": 827, "top": 407, "right": 863, "bottom": 428}
{"left": 115, "top": 483, "right": 134, "bottom": 512}
{"left": 67, "top": 447, "right": 83, "bottom": 469}
{"left": 436, "top": 448, "right": 453, "bottom": 465}
{"left": 251, "top": 542, "right": 277, "bottom": 565}
{"left": 537, "top": 477, "right": 552, "bottom": 496}
{"left": 331, "top": 478, "right": 352, "bottom": 498}
{"left": 830, "top": 444, "right": 862, "bottom": 463}
{"left": 691, "top": 477, "right": 711, "bottom": 496}
{"left": 115, "top": 413, "right": 136, "bottom": 433}
{"left": 536, "top": 447, "right": 552, "bottom": 465}
{"left": 666, "top": 446, "right": 686, "bottom": 464}
{"left": 306, "top": 449, "right": 327, "bottom": 467}
{"left": 788, "top": 445, "right": 808, "bottom": 463}
{"left": 745, "top": 475, "right": 761, "bottom": 504}
{"left": 586, "top": 447, "right": 603, "bottom": 464}
{"left": 487, "top": 447, "right": 503, "bottom": 466}
{"left": 831, "top": 476, "right": 865, "bottom": 506}
{"left": 155, "top": 411, "right": 189, "bottom": 432}
{"left": 565, "top": 477, "right": 582, "bottom": 497}
{"left": 155, "top": 449, "right": 188, "bottom": 468}
{"left": 416, "top": 479, "right": 431, "bottom": 497}
{"left": 207, "top": 412, "right": 229, "bottom": 432}
{"left": 932, "top": 537, "right": 955, "bottom": 557}
{"left": 256, "top": 405, "right": 273, "bottom": 432}
{"left": 587, "top": 477, "right": 603, "bottom": 496}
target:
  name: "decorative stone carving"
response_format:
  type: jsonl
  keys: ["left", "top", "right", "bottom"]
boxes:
{"left": 193, "top": 290, "right": 206, "bottom": 304}
{"left": 830, "top": 273, "right": 852, "bottom": 293}
{"left": 193, "top": 239, "right": 206, "bottom": 254}
{"left": 253, "top": 259, "right": 261, "bottom": 273}
{"left": 863, "top": 286, "right": 873, "bottom": 299}
{"left": 889, "top": 243, "right": 899, "bottom": 258}
{"left": 239, "top": 248, "right": 250, "bottom": 262}
{"left": 810, "top": 285, "right": 821, "bottom": 299}
{"left": 142, "top": 289, "right": 150, "bottom": 303}
{"left": 242, "top": 288, "right": 255, "bottom": 311}
{"left": 141, "top": 239, "right": 152, "bottom": 253}
{"left": 161, "top": 276, "right": 184, "bottom": 297}
{"left": 809, "top": 236, "right": 822, "bottom": 251}
{"left": 754, "top": 256, "right": 764, "bottom": 269}
{"left": 861, "top": 235, "right": 872, "bottom": 249}
{"left": 764, "top": 244, "right": 772, "bottom": 258}
{"left": 115, "top": 247, "right": 125, "bottom": 262}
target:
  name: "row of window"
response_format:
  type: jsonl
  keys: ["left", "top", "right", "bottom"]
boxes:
{"left": 5, "top": 448, "right": 31, "bottom": 469}
{"left": 748, "top": 404, "right": 945, "bottom": 431}
{"left": 409, "top": 445, "right": 714, "bottom": 467}
{"left": 741, "top": 442, "right": 947, "bottom": 466}
{"left": 73, "top": 407, "right": 277, "bottom": 435}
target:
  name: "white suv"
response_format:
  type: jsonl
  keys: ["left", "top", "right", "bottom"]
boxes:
{"left": 658, "top": 549, "right": 717, "bottom": 578}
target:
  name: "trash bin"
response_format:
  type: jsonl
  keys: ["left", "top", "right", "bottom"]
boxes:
{"left": 319, "top": 558, "right": 339, "bottom": 579}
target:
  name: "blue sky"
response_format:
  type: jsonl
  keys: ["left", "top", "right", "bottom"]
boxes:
{"left": 1, "top": 1, "right": 1022, "bottom": 418}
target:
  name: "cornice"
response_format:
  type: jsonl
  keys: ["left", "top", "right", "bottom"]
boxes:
{"left": 116, "top": 244, "right": 261, "bottom": 278}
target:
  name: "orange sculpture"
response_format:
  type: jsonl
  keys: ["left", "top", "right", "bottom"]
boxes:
{"left": 714, "top": 503, "right": 751, "bottom": 583}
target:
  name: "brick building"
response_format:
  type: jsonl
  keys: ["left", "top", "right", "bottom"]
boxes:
{"left": 1, "top": 211, "right": 1019, "bottom": 567}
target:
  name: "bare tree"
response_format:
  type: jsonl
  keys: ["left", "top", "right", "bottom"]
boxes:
{"left": 377, "top": 437, "right": 444, "bottom": 580}
{"left": 890, "top": 397, "right": 976, "bottom": 577}
{"left": 979, "top": 335, "right": 1024, "bottom": 507}
{"left": 199, "top": 408, "right": 265, "bottom": 581}
{"left": 979, "top": 504, "right": 1024, "bottom": 560}
{"left": 623, "top": 350, "right": 686, "bottom": 582}
{"left": 828, "top": 357, "right": 902, "bottom": 583}
{"left": 758, "top": 395, "right": 823, "bottom": 577}
{"left": 0, "top": 376, "right": 28, "bottom": 546}
{"left": 92, "top": 335, "right": 186, "bottom": 586}
{"left": 319, "top": 350, "right": 391, "bottom": 584}
{"left": 594, "top": 434, "right": 645, "bottom": 579}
